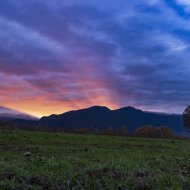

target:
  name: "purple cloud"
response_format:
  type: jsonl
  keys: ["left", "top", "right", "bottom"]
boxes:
{"left": 0, "top": 0, "right": 190, "bottom": 116}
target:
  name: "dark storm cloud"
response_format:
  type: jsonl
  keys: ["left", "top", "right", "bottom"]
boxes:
{"left": 0, "top": 0, "right": 190, "bottom": 116}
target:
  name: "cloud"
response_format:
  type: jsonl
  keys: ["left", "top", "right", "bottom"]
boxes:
{"left": 176, "top": 0, "right": 190, "bottom": 12}
{"left": 0, "top": 0, "right": 190, "bottom": 116}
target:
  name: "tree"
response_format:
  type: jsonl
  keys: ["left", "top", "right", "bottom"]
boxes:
{"left": 183, "top": 105, "right": 190, "bottom": 130}
{"left": 106, "top": 127, "right": 115, "bottom": 136}
{"left": 134, "top": 126, "right": 174, "bottom": 138}
{"left": 117, "top": 125, "right": 128, "bottom": 136}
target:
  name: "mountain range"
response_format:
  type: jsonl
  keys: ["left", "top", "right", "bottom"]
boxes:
{"left": 0, "top": 105, "right": 187, "bottom": 136}
{"left": 39, "top": 106, "right": 186, "bottom": 135}
{"left": 0, "top": 106, "right": 38, "bottom": 121}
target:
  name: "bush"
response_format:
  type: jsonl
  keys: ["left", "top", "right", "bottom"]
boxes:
{"left": 134, "top": 126, "right": 175, "bottom": 139}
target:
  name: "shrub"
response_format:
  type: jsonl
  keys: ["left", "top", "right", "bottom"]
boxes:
{"left": 134, "top": 126, "right": 175, "bottom": 139}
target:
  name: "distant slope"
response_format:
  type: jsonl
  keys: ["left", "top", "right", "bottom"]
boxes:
{"left": 39, "top": 106, "right": 184, "bottom": 134}
{"left": 0, "top": 113, "right": 38, "bottom": 121}
{"left": 10, "top": 119, "right": 38, "bottom": 127}
{"left": 0, "top": 106, "right": 38, "bottom": 121}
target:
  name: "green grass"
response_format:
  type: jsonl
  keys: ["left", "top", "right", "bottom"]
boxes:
{"left": 0, "top": 130, "right": 190, "bottom": 189}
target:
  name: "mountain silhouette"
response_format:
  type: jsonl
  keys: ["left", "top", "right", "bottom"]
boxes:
{"left": 0, "top": 106, "right": 38, "bottom": 121}
{"left": 39, "top": 106, "right": 184, "bottom": 134}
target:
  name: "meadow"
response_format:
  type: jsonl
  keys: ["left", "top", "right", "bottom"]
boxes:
{"left": 0, "top": 130, "right": 190, "bottom": 190}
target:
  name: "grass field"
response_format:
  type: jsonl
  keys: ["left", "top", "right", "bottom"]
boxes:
{"left": 0, "top": 130, "right": 190, "bottom": 189}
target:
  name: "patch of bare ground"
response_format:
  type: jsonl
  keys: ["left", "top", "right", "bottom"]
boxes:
{"left": 0, "top": 169, "right": 158, "bottom": 190}
{"left": 0, "top": 172, "right": 50, "bottom": 190}
{"left": 55, "top": 168, "right": 158, "bottom": 190}
{"left": 170, "top": 158, "right": 190, "bottom": 176}
{"left": 121, "top": 144, "right": 145, "bottom": 148}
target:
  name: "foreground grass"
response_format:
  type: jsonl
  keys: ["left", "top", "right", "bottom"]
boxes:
{"left": 0, "top": 130, "right": 190, "bottom": 189}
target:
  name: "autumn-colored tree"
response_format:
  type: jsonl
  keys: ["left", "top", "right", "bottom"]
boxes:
{"left": 117, "top": 125, "right": 128, "bottom": 136}
{"left": 134, "top": 126, "right": 174, "bottom": 138}
{"left": 106, "top": 127, "right": 115, "bottom": 136}
{"left": 104, "top": 126, "right": 129, "bottom": 136}
{"left": 183, "top": 105, "right": 190, "bottom": 130}
{"left": 73, "top": 128, "right": 91, "bottom": 134}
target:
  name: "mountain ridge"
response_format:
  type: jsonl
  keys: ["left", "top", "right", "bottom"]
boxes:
{"left": 39, "top": 106, "right": 184, "bottom": 135}
{"left": 0, "top": 110, "right": 38, "bottom": 121}
{"left": 0, "top": 105, "right": 186, "bottom": 136}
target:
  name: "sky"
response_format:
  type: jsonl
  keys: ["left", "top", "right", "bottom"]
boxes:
{"left": 0, "top": 0, "right": 190, "bottom": 117}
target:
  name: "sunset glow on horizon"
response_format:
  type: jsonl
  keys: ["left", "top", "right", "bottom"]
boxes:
{"left": 0, "top": 0, "right": 190, "bottom": 117}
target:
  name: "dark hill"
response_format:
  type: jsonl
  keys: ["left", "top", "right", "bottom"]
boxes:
{"left": 39, "top": 106, "right": 184, "bottom": 134}
{"left": 0, "top": 113, "right": 38, "bottom": 121}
